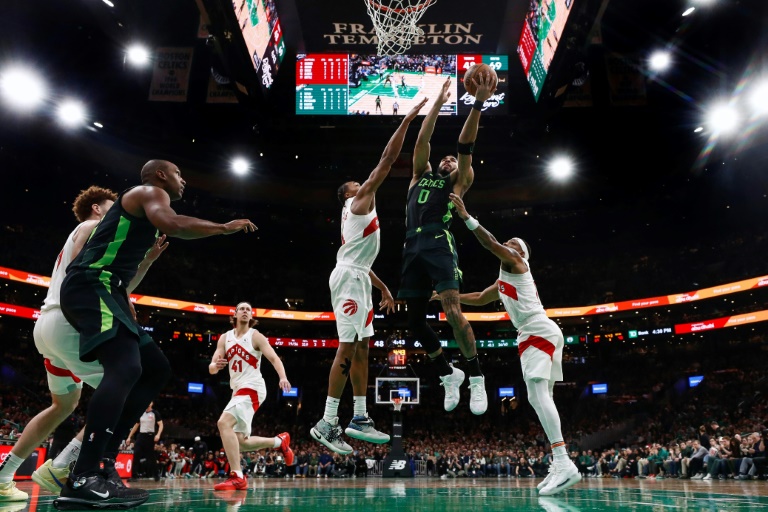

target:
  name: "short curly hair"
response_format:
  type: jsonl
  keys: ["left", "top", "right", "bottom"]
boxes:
{"left": 72, "top": 186, "right": 117, "bottom": 222}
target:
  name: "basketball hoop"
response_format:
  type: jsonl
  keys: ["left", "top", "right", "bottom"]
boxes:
{"left": 392, "top": 397, "right": 403, "bottom": 412}
{"left": 365, "top": 0, "right": 438, "bottom": 56}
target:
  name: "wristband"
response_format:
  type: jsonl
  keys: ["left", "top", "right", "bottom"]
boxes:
{"left": 464, "top": 216, "right": 479, "bottom": 230}
{"left": 457, "top": 141, "right": 475, "bottom": 155}
{"left": 472, "top": 99, "right": 484, "bottom": 111}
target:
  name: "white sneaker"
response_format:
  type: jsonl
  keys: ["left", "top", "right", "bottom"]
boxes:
{"left": 31, "top": 458, "right": 70, "bottom": 494}
{"left": 345, "top": 414, "right": 390, "bottom": 444}
{"left": 702, "top": 474, "right": 712, "bottom": 480}
{"left": 468, "top": 376, "right": 487, "bottom": 415}
{"left": 311, "top": 417, "right": 353, "bottom": 455}
{"left": 439, "top": 365, "right": 465, "bottom": 412}
{"left": 537, "top": 463, "right": 555, "bottom": 490}
{"left": 539, "top": 461, "right": 582, "bottom": 496}
{"left": 0, "top": 481, "right": 29, "bottom": 502}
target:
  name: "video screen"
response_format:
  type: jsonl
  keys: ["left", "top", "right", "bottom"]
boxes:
{"left": 517, "top": 0, "right": 576, "bottom": 101}
{"left": 282, "top": 388, "right": 299, "bottom": 397}
{"left": 688, "top": 375, "right": 704, "bottom": 388}
{"left": 498, "top": 387, "right": 515, "bottom": 397}
{"left": 188, "top": 382, "right": 204, "bottom": 394}
{"left": 296, "top": 53, "right": 508, "bottom": 116}
{"left": 231, "top": 0, "right": 285, "bottom": 91}
{"left": 591, "top": 383, "right": 608, "bottom": 395}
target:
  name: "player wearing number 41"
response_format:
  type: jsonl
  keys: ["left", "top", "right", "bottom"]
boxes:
{"left": 449, "top": 192, "right": 581, "bottom": 496}
{"left": 208, "top": 302, "right": 295, "bottom": 490}
{"left": 311, "top": 98, "right": 429, "bottom": 455}
{"left": 396, "top": 73, "right": 495, "bottom": 416}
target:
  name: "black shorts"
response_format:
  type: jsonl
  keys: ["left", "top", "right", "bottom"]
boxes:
{"left": 60, "top": 270, "right": 154, "bottom": 362}
{"left": 397, "top": 227, "right": 462, "bottom": 299}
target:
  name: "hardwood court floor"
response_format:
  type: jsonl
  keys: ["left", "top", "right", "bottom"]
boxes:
{"left": 8, "top": 476, "right": 768, "bottom": 512}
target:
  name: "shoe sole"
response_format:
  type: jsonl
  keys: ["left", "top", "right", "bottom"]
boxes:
{"left": 539, "top": 472, "right": 582, "bottom": 496}
{"left": 537, "top": 476, "right": 553, "bottom": 490}
{"left": 344, "top": 427, "right": 390, "bottom": 444}
{"left": 310, "top": 427, "right": 352, "bottom": 455}
{"left": 53, "top": 495, "right": 149, "bottom": 510}
{"left": 470, "top": 404, "right": 488, "bottom": 415}
{"left": 32, "top": 469, "right": 66, "bottom": 494}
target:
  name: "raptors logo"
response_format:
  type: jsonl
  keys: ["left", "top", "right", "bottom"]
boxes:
{"left": 342, "top": 299, "right": 358, "bottom": 315}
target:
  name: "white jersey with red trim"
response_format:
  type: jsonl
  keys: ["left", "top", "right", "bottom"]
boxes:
{"left": 225, "top": 328, "right": 264, "bottom": 393}
{"left": 41, "top": 223, "right": 90, "bottom": 313}
{"left": 497, "top": 262, "right": 547, "bottom": 329}
{"left": 336, "top": 197, "right": 380, "bottom": 271}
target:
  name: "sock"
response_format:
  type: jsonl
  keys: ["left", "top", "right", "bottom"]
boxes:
{"left": 323, "top": 396, "right": 341, "bottom": 423}
{"left": 0, "top": 452, "right": 24, "bottom": 483}
{"left": 552, "top": 442, "right": 568, "bottom": 461}
{"left": 428, "top": 352, "right": 453, "bottom": 377}
{"left": 273, "top": 437, "right": 282, "bottom": 448}
{"left": 234, "top": 470, "right": 243, "bottom": 478}
{"left": 465, "top": 355, "right": 483, "bottom": 377}
{"left": 53, "top": 438, "right": 82, "bottom": 469}
{"left": 353, "top": 396, "right": 367, "bottom": 417}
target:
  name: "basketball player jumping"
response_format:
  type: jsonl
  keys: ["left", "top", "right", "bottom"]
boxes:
{"left": 396, "top": 74, "right": 495, "bottom": 416}
{"left": 0, "top": 187, "right": 166, "bottom": 504}
{"left": 311, "top": 97, "right": 428, "bottom": 454}
{"left": 449, "top": 192, "right": 582, "bottom": 496}
{"left": 208, "top": 302, "right": 295, "bottom": 490}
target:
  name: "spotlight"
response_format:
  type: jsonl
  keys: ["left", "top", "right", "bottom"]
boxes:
{"left": 126, "top": 45, "right": 150, "bottom": 67}
{"left": 56, "top": 99, "right": 86, "bottom": 127}
{"left": 231, "top": 157, "right": 250, "bottom": 176}
{"left": 0, "top": 66, "right": 46, "bottom": 111}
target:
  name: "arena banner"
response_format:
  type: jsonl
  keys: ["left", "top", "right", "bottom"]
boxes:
{"left": 294, "top": 0, "right": 508, "bottom": 54}
{"left": 0, "top": 302, "right": 40, "bottom": 320}
{"left": 2, "top": 446, "right": 45, "bottom": 480}
{"left": 269, "top": 337, "right": 340, "bottom": 348}
{"left": 674, "top": 310, "right": 768, "bottom": 334}
{"left": 115, "top": 453, "right": 133, "bottom": 478}
{"left": 148, "top": 47, "right": 194, "bottom": 102}
{"left": 3, "top": 266, "right": 767, "bottom": 321}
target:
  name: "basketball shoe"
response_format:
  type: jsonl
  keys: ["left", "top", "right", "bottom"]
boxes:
{"left": 100, "top": 458, "right": 128, "bottom": 489}
{"left": 277, "top": 432, "right": 295, "bottom": 466}
{"left": 439, "top": 365, "right": 465, "bottom": 412}
{"left": 32, "top": 458, "right": 70, "bottom": 493}
{"left": 345, "top": 414, "right": 390, "bottom": 444}
{"left": 539, "top": 460, "right": 582, "bottom": 496}
{"left": 54, "top": 473, "right": 149, "bottom": 510}
{"left": 310, "top": 417, "right": 353, "bottom": 455}
{"left": 468, "top": 375, "right": 488, "bottom": 415}
{"left": 537, "top": 463, "right": 555, "bottom": 490}
{"left": 0, "top": 481, "right": 28, "bottom": 502}
{"left": 214, "top": 472, "right": 248, "bottom": 491}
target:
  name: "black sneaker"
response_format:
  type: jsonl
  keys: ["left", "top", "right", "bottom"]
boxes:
{"left": 101, "top": 458, "right": 128, "bottom": 489}
{"left": 54, "top": 473, "right": 149, "bottom": 510}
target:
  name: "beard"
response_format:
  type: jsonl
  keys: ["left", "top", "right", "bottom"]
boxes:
{"left": 436, "top": 167, "right": 452, "bottom": 177}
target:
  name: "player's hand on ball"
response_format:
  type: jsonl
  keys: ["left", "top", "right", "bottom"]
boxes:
{"left": 473, "top": 72, "right": 496, "bottom": 102}
{"left": 449, "top": 193, "right": 470, "bottom": 220}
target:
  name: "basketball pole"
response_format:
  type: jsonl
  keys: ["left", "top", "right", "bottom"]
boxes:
{"left": 382, "top": 399, "right": 413, "bottom": 477}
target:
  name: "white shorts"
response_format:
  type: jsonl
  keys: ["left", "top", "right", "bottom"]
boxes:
{"left": 517, "top": 315, "right": 564, "bottom": 383}
{"left": 223, "top": 383, "right": 266, "bottom": 435}
{"left": 33, "top": 308, "right": 104, "bottom": 395}
{"left": 329, "top": 264, "right": 374, "bottom": 343}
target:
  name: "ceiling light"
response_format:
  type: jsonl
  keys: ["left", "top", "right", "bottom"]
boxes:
{"left": 0, "top": 66, "right": 46, "bottom": 111}
{"left": 57, "top": 100, "right": 86, "bottom": 127}
{"left": 126, "top": 45, "right": 150, "bottom": 67}
{"left": 231, "top": 157, "right": 250, "bottom": 175}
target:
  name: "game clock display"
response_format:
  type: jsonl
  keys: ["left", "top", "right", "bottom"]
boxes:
{"left": 296, "top": 53, "right": 508, "bottom": 116}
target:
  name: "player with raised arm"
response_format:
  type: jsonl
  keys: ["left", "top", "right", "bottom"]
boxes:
{"left": 311, "top": 98, "right": 428, "bottom": 454}
{"left": 208, "top": 302, "right": 294, "bottom": 490}
{"left": 396, "top": 74, "right": 495, "bottom": 416}
{"left": 449, "top": 192, "right": 581, "bottom": 496}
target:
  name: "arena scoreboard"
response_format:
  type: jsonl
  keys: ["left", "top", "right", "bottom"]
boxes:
{"left": 296, "top": 53, "right": 508, "bottom": 116}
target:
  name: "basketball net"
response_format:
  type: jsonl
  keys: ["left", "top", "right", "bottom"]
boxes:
{"left": 392, "top": 397, "right": 403, "bottom": 412}
{"left": 365, "top": 0, "right": 437, "bottom": 56}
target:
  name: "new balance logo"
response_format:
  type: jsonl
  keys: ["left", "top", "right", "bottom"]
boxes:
{"left": 342, "top": 299, "right": 358, "bottom": 316}
{"left": 388, "top": 460, "right": 407, "bottom": 470}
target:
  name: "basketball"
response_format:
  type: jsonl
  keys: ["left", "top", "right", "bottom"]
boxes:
{"left": 463, "top": 63, "right": 498, "bottom": 97}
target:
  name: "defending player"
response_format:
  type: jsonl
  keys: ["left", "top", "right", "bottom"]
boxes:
{"left": 449, "top": 192, "right": 582, "bottom": 496}
{"left": 311, "top": 98, "right": 428, "bottom": 454}
{"left": 208, "top": 302, "right": 294, "bottom": 490}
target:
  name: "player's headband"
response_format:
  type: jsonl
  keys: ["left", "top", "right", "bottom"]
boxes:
{"left": 512, "top": 238, "right": 529, "bottom": 261}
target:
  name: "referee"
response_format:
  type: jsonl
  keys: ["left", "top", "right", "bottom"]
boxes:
{"left": 126, "top": 402, "right": 163, "bottom": 480}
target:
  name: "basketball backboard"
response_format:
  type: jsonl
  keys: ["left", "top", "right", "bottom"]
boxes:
{"left": 375, "top": 377, "right": 420, "bottom": 405}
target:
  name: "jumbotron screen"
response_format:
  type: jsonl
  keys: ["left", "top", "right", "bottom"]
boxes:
{"left": 231, "top": 0, "right": 286, "bottom": 91}
{"left": 517, "top": 0, "right": 576, "bottom": 101}
{"left": 295, "top": 53, "right": 508, "bottom": 116}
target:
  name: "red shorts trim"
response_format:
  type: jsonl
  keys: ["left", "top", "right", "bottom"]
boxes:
{"left": 234, "top": 388, "right": 261, "bottom": 412}
{"left": 44, "top": 358, "right": 82, "bottom": 383}
{"left": 517, "top": 335, "right": 555, "bottom": 360}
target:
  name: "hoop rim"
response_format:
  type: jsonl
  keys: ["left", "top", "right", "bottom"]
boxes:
{"left": 392, "top": 397, "right": 403, "bottom": 410}
{"left": 366, "top": 0, "right": 436, "bottom": 15}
